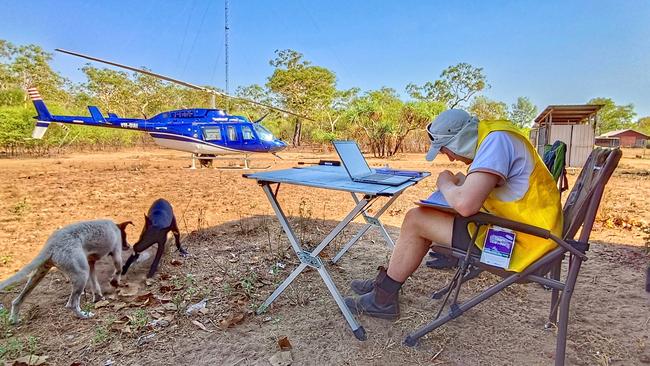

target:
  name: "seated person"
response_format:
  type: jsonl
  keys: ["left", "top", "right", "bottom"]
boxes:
{"left": 344, "top": 109, "right": 563, "bottom": 319}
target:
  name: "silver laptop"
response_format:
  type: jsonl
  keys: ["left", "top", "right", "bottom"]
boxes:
{"left": 332, "top": 141, "right": 412, "bottom": 186}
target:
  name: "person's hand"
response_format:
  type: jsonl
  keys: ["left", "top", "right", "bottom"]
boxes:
{"left": 436, "top": 170, "right": 455, "bottom": 188}
{"left": 454, "top": 172, "right": 466, "bottom": 185}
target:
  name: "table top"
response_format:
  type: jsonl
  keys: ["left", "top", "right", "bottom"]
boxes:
{"left": 244, "top": 165, "right": 430, "bottom": 196}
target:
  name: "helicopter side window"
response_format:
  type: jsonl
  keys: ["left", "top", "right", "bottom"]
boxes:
{"left": 227, "top": 126, "right": 237, "bottom": 141}
{"left": 242, "top": 126, "right": 254, "bottom": 140}
{"left": 203, "top": 127, "right": 222, "bottom": 141}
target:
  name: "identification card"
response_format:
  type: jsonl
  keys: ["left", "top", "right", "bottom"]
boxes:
{"left": 480, "top": 226, "right": 516, "bottom": 269}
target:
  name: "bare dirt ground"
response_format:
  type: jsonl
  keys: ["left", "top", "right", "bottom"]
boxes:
{"left": 0, "top": 147, "right": 648, "bottom": 365}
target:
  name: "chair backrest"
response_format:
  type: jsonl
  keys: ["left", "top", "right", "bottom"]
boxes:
{"left": 561, "top": 147, "right": 622, "bottom": 242}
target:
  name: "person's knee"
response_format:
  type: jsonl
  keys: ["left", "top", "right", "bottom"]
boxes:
{"left": 403, "top": 207, "right": 426, "bottom": 226}
{"left": 402, "top": 207, "right": 453, "bottom": 245}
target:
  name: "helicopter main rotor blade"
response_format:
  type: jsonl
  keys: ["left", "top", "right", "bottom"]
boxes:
{"left": 55, "top": 48, "right": 315, "bottom": 122}
{"left": 55, "top": 48, "right": 210, "bottom": 92}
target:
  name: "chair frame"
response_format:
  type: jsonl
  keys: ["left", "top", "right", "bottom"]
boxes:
{"left": 404, "top": 148, "right": 622, "bottom": 366}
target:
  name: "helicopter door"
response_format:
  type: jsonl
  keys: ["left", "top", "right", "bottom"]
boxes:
{"left": 224, "top": 124, "right": 243, "bottom": 150}
{"left": 241, "top": 125, "right": 260, "bottom": 149}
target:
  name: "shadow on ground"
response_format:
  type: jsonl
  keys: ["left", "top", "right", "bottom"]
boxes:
{"left": 1, "top": 215, "right": 649, "bottom": 365}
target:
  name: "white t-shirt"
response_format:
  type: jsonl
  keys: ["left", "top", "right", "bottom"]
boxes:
{"left": 468, "top": 131, "right": 534, "bottom": 202}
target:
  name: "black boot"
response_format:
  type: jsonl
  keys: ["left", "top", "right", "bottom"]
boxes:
{"left": 425, "top": 256, "right": 459, "bottom": 269}
{"left": 350, "top": 266, "right": 386, "bottom": 295}
{"left": 344, "top": 267, "right": 402, "bottom": 320}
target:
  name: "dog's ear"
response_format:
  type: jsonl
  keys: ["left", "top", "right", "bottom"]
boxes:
{"left": 144, "top": 214, "right": 151, "bottom": 226}
{"left": 117, "top": 221, "right": 134, "bottom": 231}
{"left": 116, "top": 221, "right": 133, "bottom": 250}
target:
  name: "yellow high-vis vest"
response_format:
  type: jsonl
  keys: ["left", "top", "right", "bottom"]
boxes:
{"left": 470, "top": 120, "right": 563, "bottom": 272}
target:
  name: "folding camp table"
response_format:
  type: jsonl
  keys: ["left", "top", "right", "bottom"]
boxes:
{"left": 244, "top": 165, "right": 429, "bottom": 340}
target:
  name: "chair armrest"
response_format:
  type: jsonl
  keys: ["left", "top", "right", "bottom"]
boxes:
{"left": 416, "top": 200, "right": 550, "bottom": 238}
{"left": 417, "top": 200, "right": 587, "bottom": 260}
{"left": 466, "top": 212, "right": 551, "bottom": 239}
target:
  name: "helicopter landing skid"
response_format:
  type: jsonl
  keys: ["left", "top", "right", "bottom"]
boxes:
{"left": 189, "top": 154, "right": 271, "bottom": 170}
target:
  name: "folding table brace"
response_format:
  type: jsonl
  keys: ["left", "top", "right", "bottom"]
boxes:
{"left": 330, "top": 192, "right": 401, "bottom": 264}
{"left": 255, "top": 182, "right": 376, "bottom": 340}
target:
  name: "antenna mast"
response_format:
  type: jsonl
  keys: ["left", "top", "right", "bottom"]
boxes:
{"left": 224, "top": 0, "right": 230, "bottom": 111}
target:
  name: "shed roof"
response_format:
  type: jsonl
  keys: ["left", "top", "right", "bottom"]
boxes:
{"left": 534, "top": 105, "right": 602, "bottom": 126}
{"left": 599, "top": 129, "right": 650, "bottom": 138}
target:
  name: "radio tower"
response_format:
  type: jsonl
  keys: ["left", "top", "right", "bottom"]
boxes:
{"left": 224, "top": 0, "right": 230, "bottom": 111}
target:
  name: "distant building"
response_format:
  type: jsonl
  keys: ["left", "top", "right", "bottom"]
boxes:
{"left": 529, "top": 105, "right": 602, "bottom": 167}
{"left": 596, "top": 129, "right": 649, "bottom": 148}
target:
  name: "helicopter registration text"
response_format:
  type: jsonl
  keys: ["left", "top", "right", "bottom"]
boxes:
{"left": 120, "top": 122, "right": 139, "bottom": 129}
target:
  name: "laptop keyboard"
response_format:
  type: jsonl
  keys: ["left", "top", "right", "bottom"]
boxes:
{"left": 363, "top": 173, "right": 392, "bottom": 181}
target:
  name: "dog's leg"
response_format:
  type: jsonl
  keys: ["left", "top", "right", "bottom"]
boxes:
{"left": 147, "top": 241, "right": 165, "bottom": 278}
{"left": 171, "top": 217, "right": 188, "bottom": 257}
{"left": 110, "top": 251, "right": 123, "bottom": 287}
{"left": 68, "top": 271, "right": 93, "bottom": 319}
{"left": 9, "top": 265, "right": 50, "bottom": 324}
{"left": 60, "top": 254, "right": 93, "bottom": 319}
{"left": 88, "top": 261, "right": 103, "bottom": 302}
{"left": 121, "top": 237, "right": 156, "bottom": 275}
{"left": 121, "top": 253, "right": 139, "bottom": 275}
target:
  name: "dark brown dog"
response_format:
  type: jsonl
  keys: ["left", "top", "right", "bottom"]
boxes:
{"left": 122, "top": 199, "right": 187, "bottom": 278}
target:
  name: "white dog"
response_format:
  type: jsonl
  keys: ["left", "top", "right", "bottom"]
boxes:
{"left": 0, "top": 219, "right": 131, "bottom": 324}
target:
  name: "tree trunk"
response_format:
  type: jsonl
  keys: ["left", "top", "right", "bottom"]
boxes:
{"left": 292, "top": 118, "right": 302, "bottom": 147}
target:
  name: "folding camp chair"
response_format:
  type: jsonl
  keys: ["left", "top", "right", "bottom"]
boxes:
{"left": 404, "top": 147, "right": 621, "bottom": 366}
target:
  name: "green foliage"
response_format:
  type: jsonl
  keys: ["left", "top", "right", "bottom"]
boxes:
{"left": 0, "top": 88, "right": 23, "bottom": 107}
{"left": 469, "top": 96, "right": 509, "bottom": 121}
{"left": 267, "top": 49, "right": 337, "bottom": 146}
{"left": 588, "top": 97, "right": 636, "bottom": 135}
{"left": 347, "top": 87, "right": 402, "bottom": 157}
{"left": 509, "top": 96, "right": 538, "bottom": 128}
{"left": 407, "top": 63, "right": 488, "bottom": 108}
{"left": 0, "top": 335, "right": 41, "bottom": 362}
{"left": 310, "top": 129, "right": 338, "bottom": 144}
{"left": 7, "top": 38, "right": 640, "bottom": 157}
{"left": 0, "top": 307, "right": 12, "bottom": 339}
{"left": 128, "top": 309, "right": 150, "bottom": 330}
{"left": 635, "top": 116, "right": 650, "bottom": 135}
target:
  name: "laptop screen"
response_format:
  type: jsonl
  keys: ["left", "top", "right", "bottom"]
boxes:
{"left": 333, "top": 141, "right": 371, "bottom": 178}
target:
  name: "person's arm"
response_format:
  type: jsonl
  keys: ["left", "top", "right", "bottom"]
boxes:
{"left": 436, "top": 170, "right": 499, "bottom": 217}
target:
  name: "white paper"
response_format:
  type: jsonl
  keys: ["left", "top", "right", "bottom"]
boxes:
{"left": 422, "top": 190, "right": 450, "bottom": 207}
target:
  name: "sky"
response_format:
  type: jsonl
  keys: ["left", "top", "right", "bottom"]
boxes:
{"left": 1, "top": 0, "right": 649, "bottom": 117}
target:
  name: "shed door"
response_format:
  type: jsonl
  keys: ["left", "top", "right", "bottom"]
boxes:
{"left": 549, "top": 124, "right": 594, "bottom": 167}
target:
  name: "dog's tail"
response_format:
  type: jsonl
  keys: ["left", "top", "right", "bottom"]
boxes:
{"left": 0, "top": 251, "right": 50, "bottom": 291}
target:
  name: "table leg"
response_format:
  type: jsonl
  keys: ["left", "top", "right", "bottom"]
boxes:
{"left": 316, "top": 265, "right": 366, "bottom": 340}
{"left": 257, "top": 183, "right": 371, "bottom": 340}
{"left": 257, "top": 262, "right": 307, "bottom": 314}
{"left": 331, "top": 192, "right": 402, "bottom": 263}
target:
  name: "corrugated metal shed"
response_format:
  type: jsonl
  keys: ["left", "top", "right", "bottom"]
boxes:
{"left": 529, "top": 105, "right": 602, "bottom": 167}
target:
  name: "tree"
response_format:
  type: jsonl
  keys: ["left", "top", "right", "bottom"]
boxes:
{"left": 82, "top": 66, "right": 138, "bottom": 116}
{"left": 509, "top": 96, "right": 537, "bottom": 128}
{"left": 636, "top": 117, "right": 650, "bottom": 135}
{"left": 346, "top": 87, "right": 403, "bottom": 157}
{"left": 406, "top": 63, "right": 488, "bottom": 108}
{"left": 391, "top": 100, "right": 445, "bottom": 155}
{"left": 267, "top": 49, "right": 336, "bottom": 146}
{"left": 469, "top": 96, "right": 508, "bottom": 121}
{"left": 588, "top": 97, "right": 636, "bottom": 135}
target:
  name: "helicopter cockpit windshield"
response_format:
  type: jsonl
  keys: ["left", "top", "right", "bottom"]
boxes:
{"left": 253, "top": 124, "right": 275, "bottom": 142}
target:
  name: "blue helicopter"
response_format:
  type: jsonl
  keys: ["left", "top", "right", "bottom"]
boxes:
{"left": 29, "top": 49, "right": 311, "bottom": 168}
